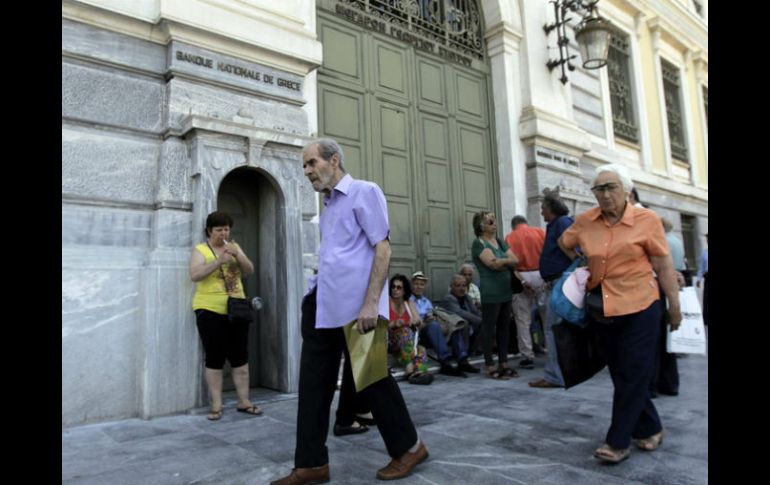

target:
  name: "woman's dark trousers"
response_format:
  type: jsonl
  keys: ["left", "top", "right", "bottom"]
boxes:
{"left": 596, "top": 300, "right": 663, "bottom": 450}
{"left": 481, "top": 300, "right": 513, "bottom": 367}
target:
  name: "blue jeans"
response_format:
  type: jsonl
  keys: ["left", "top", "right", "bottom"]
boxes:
{"left": 542, "top": 285, "right": 565, "bottom": 386}
{"left": 419, "top": 320, "right": 468, "bottom": 363}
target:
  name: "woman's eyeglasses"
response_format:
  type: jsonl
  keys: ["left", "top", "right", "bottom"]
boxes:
{"left": 590, "top": 183, "right": 621, "bottom": 193}
{"left": 391, "top": 284, "right": 403, "bottom": 290}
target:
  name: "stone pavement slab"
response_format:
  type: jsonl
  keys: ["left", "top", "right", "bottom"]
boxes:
{"left": 63, "top": 352, "right": 707, "bottom": 485}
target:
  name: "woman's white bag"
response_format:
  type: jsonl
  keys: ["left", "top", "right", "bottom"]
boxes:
{"left": 666, "top": 287, "right": 706, "bottom": 355}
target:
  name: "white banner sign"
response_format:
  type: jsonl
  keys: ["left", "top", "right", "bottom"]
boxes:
{"left": 666, "top": 287, "right": 707, "bottom": 355}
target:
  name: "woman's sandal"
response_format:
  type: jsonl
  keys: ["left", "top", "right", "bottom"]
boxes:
{"left": 486, "top": 366, "right": 510, "bottom": 380}
{"left": 206, "top": 409, "right": 223, "bottom": 421}
{"left": 593, "top": 443, "right": 630, "bottom": 463}
{"left": 236, "top": 405, "right": 263, "bottom": 416}
{"left": 635, "top": 429, "right": 664, "bottom": 451}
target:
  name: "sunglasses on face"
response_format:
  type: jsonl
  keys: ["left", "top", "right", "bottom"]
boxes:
{"left": 391, "top": 284, "right": 403, "bottom": 290}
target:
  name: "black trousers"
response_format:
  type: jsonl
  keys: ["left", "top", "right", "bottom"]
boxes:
{"left": 294, "top": 290, "right": 418, "bottom": 468}
{"left": 481, "top": 301, "right": 512, "bottom": 367}
{"left": 596, "top": 300, "right": 663, "bottom": 449}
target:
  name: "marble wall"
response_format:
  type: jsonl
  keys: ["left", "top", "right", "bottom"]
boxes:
{"left": 62, "top": 18, "right": 313, "bottom": 426}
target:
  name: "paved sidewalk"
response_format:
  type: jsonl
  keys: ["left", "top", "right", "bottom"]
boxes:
{"left": 63, "top": 352, "right": 707, "bottom": 485}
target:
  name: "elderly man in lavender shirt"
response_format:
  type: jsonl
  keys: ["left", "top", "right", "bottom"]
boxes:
{"left": 271, "top": 139, "right": 427, "bottom": 485}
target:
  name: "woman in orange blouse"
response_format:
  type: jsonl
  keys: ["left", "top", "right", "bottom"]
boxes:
{"left": 558, "top": 164, "right": 681, "bottom": 464}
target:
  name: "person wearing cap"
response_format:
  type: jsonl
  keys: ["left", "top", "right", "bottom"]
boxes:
{"left": 271, "top": 138, "right": 427, "bottom": 485}
{"left": 409, "top": 272, "right": 435, "bottom": 319}
{"left": 409, "top": 271, "right": 479, "bottom": 376}
{"left": 558, "top": 163, "right": 681, "bottom": 464}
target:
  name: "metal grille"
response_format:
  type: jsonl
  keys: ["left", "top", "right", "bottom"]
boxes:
{"left": 607, "top": 32, "right": 638, "bottom": 143}
{"left": 342, "top": 0, "right": 485, "bottom": 59}
{"left": 661, "top": 59, "right": 688, "bottom": 163}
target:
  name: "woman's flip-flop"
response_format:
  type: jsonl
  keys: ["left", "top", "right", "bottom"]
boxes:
{"left": 236, "top": 405, "right": 263, "bottom": 416}
{"left": 206, "top": 409, "right": 223, "bottom": 421}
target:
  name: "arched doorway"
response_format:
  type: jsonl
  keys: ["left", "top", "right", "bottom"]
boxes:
{"left": 217, "top": 166, "right": 285, "bottom": 390}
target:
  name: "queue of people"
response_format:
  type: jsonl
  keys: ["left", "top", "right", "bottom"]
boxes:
{"left": 188, "top": 138, "right": 701, "bottom": 483}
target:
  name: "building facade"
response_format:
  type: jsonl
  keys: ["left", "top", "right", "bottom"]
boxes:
{"left": 62, "top": 0, "right": 707, "bottom": 426}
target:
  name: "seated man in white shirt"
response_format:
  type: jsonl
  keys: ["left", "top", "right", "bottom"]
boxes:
{"left": 460, "top": 264, "right": 482, "bottom": 311}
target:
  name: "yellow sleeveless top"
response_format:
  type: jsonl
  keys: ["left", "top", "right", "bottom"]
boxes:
{"left": 191, "top": 242, "right": 246, "bottom": 315}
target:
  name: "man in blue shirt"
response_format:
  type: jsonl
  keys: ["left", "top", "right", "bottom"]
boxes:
{"left": 529, "top": 191, "right": 574, "bottom": 389}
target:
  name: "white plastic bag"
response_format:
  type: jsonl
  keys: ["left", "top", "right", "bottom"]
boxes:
{"left": 666, "top": 287, "right": 706, "bottom": 355}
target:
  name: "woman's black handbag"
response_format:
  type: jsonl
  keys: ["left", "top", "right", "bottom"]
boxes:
{"left": 585, "top": 286, "right": 613, "bottom": 324}
{"left": 227, "top": 297, "right": 253, "bottom": 324}
{"left": 553, "top": 320, "right": 606, "bottom": 389}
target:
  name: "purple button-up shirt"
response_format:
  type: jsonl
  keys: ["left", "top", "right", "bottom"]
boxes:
{"left": 309, "top": 174, "right": 391, "bottom": 329}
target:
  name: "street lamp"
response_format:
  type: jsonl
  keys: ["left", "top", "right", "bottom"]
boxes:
{"left": 544, "top": 0, "right": 612, "bottom": 84}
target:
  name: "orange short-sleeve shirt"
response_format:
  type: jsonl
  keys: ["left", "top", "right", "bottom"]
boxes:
{"left": 560, "top": 205, "right": 668, "bottom": 317}
{"left": 504, "top": 224, "right": 546, "bottom": 271}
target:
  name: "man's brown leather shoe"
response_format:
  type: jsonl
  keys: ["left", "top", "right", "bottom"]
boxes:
{"left": 269, "top": 464, "right": 329, "bottom": 485}
{"left": 528, "top": 378, "right": 563, "bottom": 389}
{"left": 376, "top": 441, "right": 429, "bottom": 480}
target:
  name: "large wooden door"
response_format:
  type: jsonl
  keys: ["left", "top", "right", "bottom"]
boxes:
{"left": 317, "top": 7, "right": 496, "bottom": 300}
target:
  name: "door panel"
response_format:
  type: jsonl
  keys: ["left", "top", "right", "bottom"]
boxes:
{"left": 317, "top": 9, "right": 496, "bottom": 301}
{"left": 320, "top": 21, "right": 364, "bottom": 84}
{"left": 425, "top": 161, "right": 450, "bottom": 203}
{"left": 320, "top": 87, "right": 364, "bottom": 142}
{"left": 452, "top": 69, "right": 489, "bottom": 124}
{"left": 372, "top": 94, "right": 415, "bottom": 260}
{"left": 458, "top": 124, "right": 488, "bottom": 168}
{"left": 462, "top": 168, "right": 491, "bottom": 209}
{"left": 318, "top": 83, "right": 367, "bottom": 179}
{"left": 382, "top": 152, "right": 410, "bottom": 198}
{"left": 374, "top": 41, "right": 409, "bottom": 97}
{"left": 417, "top": 57, "right": 447, "bottom": 108}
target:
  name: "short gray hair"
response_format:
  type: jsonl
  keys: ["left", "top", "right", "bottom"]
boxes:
{"left": 594, "top": 163, "right": 633, "bottom": 192}
{"left": 305, "top": 138, "right": 345, "bottom": 170}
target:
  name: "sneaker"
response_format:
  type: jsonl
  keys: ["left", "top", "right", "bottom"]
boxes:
{"left": 519, "top": 358, "right": 535, "bottom": 369}
{"left": 457, "top": 360, "right": 480, "bottom": 373}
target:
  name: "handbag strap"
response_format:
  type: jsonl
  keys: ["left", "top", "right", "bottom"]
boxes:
{"left": 206, "top": 242, "right": 234, "bottom": 295}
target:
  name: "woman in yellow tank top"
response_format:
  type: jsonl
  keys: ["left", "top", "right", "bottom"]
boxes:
{"left": 189, "top": 211, "right": 261, "bottom": 420}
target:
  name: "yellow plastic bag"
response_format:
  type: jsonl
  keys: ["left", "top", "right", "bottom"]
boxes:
{"left": 342, "top": 317, "right": 389, "bottom": 392}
